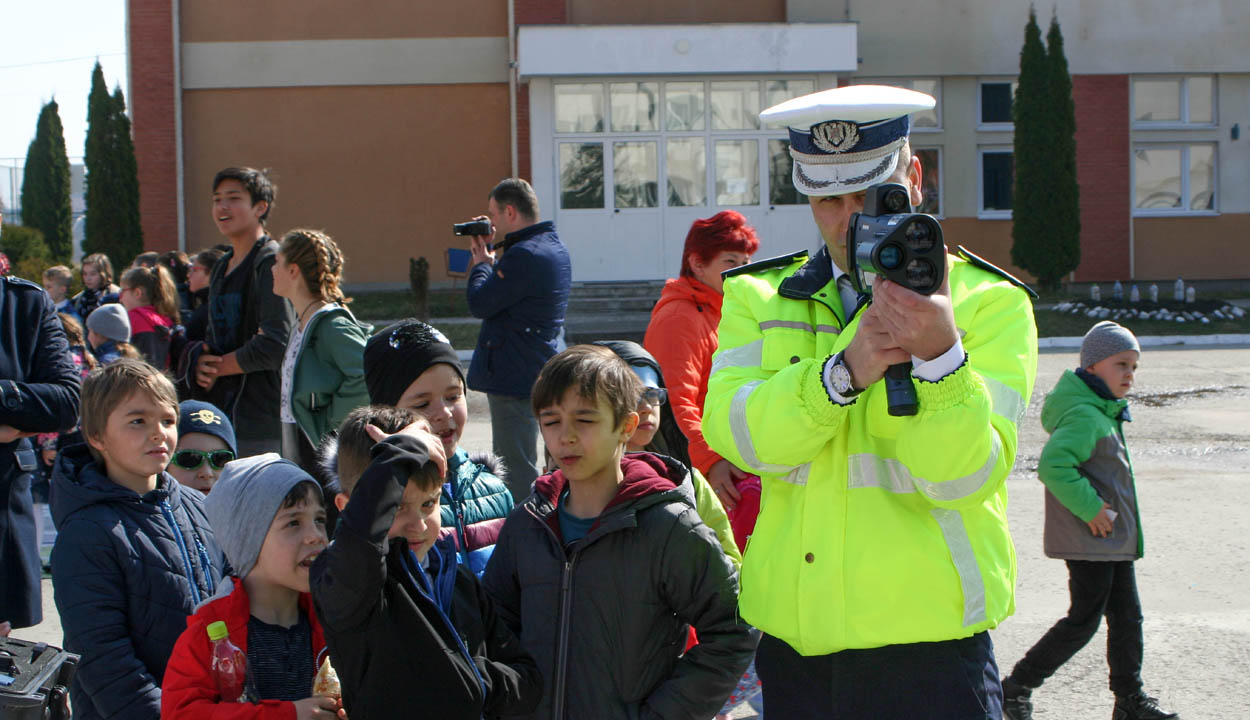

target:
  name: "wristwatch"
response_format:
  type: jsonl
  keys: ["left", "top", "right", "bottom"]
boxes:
{"left": 826, "top": 352, "right": 863, "bottom": 398}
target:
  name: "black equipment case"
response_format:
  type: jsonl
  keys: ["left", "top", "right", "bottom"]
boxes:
{"left": 0, "top": 635, "right": 79, "bottom": 719}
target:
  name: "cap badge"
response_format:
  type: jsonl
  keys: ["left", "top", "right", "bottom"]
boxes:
{"left": 811, "top": 121, "right": 860, "bottom": 153}
{"left": 190, "top": 409, "right": 221, "bottom": 426}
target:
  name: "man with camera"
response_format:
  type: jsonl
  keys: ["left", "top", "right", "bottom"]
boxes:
{"left": 702, "top": 85, "right": 1038, "bottom": 717}
{"left": 462, "top": 178, "right": 571, "bottom": 499}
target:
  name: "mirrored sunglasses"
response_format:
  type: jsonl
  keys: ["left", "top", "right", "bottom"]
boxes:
{"left": 170, "top": 449, "right": 235, "bottom": 471}
{"left": 639, "top": 387, "right": 668, "bottom": 407}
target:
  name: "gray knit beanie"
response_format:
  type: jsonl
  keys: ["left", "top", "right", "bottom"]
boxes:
{"left": 1080, "top": 320, "right": 1140, "bottom": 369}
{"left": 87, "top": 303, "right": 131, "bottom": 343}
{"left": 202, "top": 453, "right": 316, "bottom": 578}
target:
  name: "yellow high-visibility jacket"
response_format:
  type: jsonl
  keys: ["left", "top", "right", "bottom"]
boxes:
{"left": 703, "top": 245, "right": 1038, "bottom": 656}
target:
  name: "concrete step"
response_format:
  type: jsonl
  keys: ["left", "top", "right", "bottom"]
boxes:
{"left": 566, "top": 296, "right": 658, "bottom": 314}
{"left": 568, "top": 281, "right": 665, "bottom": 300}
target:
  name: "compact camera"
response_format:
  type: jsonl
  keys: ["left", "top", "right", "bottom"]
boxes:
{"left": 845, "top": 183, "right": 946, "bottom": 416}
{"left": 452, "top": 219, "right": 493, "bottom": 236}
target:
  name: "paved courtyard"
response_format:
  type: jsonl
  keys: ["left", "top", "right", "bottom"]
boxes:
{"left": 17, "top": 347, "right": 1249, "bottom": 718}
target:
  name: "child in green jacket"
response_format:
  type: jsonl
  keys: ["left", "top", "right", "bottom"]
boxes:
{"left": 1002, "top": 321, "right": 1178, "bottom": 720}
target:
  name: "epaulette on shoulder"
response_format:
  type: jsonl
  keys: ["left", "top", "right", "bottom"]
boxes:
{"left": 723, "top": 248, "right": 809, "bottom": 279}
{"left": 956, "top": 245, "right": 1038, "bottom": 299}
{"left": 2, "top": 275, "right": 43, "bottom": 293}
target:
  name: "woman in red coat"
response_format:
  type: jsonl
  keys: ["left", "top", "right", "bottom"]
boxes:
{"left": 643, "top": 211, "right": 760, "bottom": 548}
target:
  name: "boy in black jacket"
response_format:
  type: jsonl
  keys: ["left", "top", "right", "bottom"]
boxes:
{"left": 481, "top": 345, "right": 756, "bottom": 720}
{"left": 310, "top": 405, "right": 541, "bottom": 720}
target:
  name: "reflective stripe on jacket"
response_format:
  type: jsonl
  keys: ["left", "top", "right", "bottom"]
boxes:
{"left": 703, "top": 246, "right": 1038, "bottom": 655}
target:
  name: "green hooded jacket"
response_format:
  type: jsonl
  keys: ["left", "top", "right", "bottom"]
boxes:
{"left": 289, "top": 305, "right": 372, "bottom": 447}
{"left": 1038, "top": 369, "right": 1143, "bottom": 560}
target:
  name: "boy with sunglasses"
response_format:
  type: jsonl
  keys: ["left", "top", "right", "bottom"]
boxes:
{"left": 168, "top": 401, "right": 237, "bottom": 494}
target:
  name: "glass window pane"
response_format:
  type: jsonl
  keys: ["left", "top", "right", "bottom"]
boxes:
{"left": 981, "top": 83, "right": 1014, "bottom": 124}
{"left": 559, "top": 143, "right": 604, "bottom": 209}
{"left": 1187, "top": 76, "right": 1213, "bottom": 124}
{"left": 666, "top": 138, "right": 706, "bottom": 207}
{"left": 614, "top": 141, "right": 658, "bottom": 209}
{"left": 715, "top": 140, "right": 759, "bottom": 205}
{"left": 981, "top": 151, "right": 1013, "bottom": 211}
{"left": 710, "top": 81, "right": 760, "bottom": 130}
{"left": 915, "top": 148, "right": 941, "bottom": 215}
{"left": 665, "top": 82, "right": 705, "bottom": 131}
{"left": 555, "top": 84, "right": 604, "bottom": 133}
{"left": 610, "top": 82, "right": 659, "bottom": 132}
{"left": 1133, "top": 147, "right": 1181, "bottom": 209}
{"left": 911, "top": 79, "right": 940, "bottom": 128}
{"left": 765, "top": 80, "right": 815, "bottom": 111}
{"left": 1133, "top": 79, "right": 1180, "bottom": 123}
{"left": 1188, "top": 144, "right": 1214, "bottom": 210}
{"left": 768, "top": 139, "right": 802, "bottom": 206}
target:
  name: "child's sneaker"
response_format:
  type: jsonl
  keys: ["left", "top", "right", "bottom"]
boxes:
{"left": 1112, "top": 691, "right": 1179, "bottom": 720}
{"left": 1001, "top": 678, "right": 1033, "bottom": 720}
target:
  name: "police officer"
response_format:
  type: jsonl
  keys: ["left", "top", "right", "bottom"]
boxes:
{"left": 1, "top": 273, "right": 82, "bottom": 631}
{"left": 703, "top": 85, "right": 1039, "bottom": 717}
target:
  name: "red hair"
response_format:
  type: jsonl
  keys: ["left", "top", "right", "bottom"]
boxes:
{"left": 679, "top": 211, "right": 760, "bottom": 278}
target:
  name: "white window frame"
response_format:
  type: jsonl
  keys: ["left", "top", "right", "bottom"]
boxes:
{"left": 911, "top": 145, "right": 944, "bottom": 218}
{"left": 977, "top": 146, "right": 1014, "bottom": 219}
{"left": 977, "top": 78, "right": 1017, "bottom": 131}
{"left": 847, "top": 77, "right": 942, "bottom": 131}
{"left": 1131, "top": 75, "right": 1217, "bottom": 129}
{"left": 1131, "top": 143, "right": 1218, "bottom": 217}
{"left": 551, "top": 75, "right": 821, "bottom": 211}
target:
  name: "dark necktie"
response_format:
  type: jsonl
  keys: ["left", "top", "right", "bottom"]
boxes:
{"left": 837, "top": 274, "right": 858, "bottom": 325}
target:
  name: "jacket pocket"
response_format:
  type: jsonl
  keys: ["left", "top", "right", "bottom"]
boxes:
{"left": 759, "top": 326, "right": 819, "bottom": 371}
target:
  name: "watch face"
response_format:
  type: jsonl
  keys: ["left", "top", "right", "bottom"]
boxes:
{"left": 832, "top": 363, "right": 853, "bottom": 393}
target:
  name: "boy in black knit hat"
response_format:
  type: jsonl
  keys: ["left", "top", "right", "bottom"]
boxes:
{"left": 357, "top": 319, "right": 512, "bottom": 576}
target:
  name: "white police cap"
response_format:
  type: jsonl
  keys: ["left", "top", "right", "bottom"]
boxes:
{"left": 760, "top": 85, "right": 936, "bottom": 197}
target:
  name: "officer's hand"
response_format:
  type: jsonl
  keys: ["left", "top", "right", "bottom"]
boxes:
{"left": 469, "top": 215, "right": 496, "bottom": 267}
{"left": 1087, "top": 503, "right": 1115, "bottom": 538}
{"left": 843, "top": 304, "right": 911, "bottom": 390}
{"left": 869, "top": 264, "right": 959, "bottom": 362}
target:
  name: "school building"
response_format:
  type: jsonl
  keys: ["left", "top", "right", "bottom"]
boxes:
{"left": 126, "top": 0, "right": 1250, "bottom": 288}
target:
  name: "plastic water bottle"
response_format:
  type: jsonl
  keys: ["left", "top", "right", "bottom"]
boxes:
{"left": 1174, "top": 278, "right": 1185, "bottom": 302}
{"left": 1090, "top": 284, "right": 1101, "bottom": 302}
{"left": 1130, "top": 284, "right": 1140, "bottom": 303}
{"left": 1186, "top": 286, "right": 1196, "bottom": 304}
{"left": 1149, "top": 284, "right": 1159, "bottom": 303}
{"left": 207, "top": 621, "right": 249, "bottom": 702}
{"left": 1113, "top": 280, "right": 1123, "bottom": 301}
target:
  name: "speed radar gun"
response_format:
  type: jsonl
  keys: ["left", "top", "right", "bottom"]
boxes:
{"left": 845, "top": 181, "right": 946, "bottom": 416}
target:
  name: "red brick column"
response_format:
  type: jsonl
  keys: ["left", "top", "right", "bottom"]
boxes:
{"left": 128, "top": 0, "right": 179, "bottom": 253}
{"left": 515, "top": 0, "right": 566, "bottom": 183}
{"left": 1072, "top": 74, "right": 1130, "bottom": 281}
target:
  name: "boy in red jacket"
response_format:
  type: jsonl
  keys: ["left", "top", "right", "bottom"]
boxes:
{"left": 162, "top": 454, "right": 342, "bottom": 719}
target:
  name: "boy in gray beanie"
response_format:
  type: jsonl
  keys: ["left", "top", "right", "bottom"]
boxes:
{"left": 86, "top": 303, "right": 136, "bottom": 365}
{"left": 1002, "top": 324, "right": 1177, "bottom": 720}
{"left": 161, "top": 453, "right": 342, "bottom": 716}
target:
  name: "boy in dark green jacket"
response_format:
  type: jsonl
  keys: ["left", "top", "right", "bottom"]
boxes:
{"left": 1002, "top": 321, "right": 1178, "bottom": 720}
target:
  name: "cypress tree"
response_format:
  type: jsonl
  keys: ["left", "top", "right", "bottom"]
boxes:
{"left": 19, "top": 100, "right": 73, "bottom": 260}
{"left": 1044, "top": 13, "right": 1081, "bottom": 287}
{"left": 1010, "top": 8, "right": 1054, "bottom": 288}
{"left": 83, "top": 63, "right": 143, "bottom": 270}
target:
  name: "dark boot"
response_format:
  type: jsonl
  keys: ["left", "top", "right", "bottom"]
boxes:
{"left": 1001, "top": 678, "right": 1034, "bottom": 720}
{"left": 1112, "top": 691, "right": 1179, "bottom": 720}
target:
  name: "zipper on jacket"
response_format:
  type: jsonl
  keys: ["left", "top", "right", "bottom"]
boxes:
{"left": 160, "top": 500, "right": 204, "bottom": 606}
{"left": 552, "top": 552, "right": 579, "bottom": 720}
{"left": 407, "top": 549, "right": 487, "bottom": 701}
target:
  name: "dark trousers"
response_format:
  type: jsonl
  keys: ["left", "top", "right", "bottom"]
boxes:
{"left": 756, "top": 630, "right": 1002, "bottom": 719}
{"left": 1009, "top": 559, "right": 1143, "bottom": 696}
{"left": 487, "top": 393, "right": 540, "bottom": 501}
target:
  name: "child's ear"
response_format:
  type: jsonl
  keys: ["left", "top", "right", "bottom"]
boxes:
{"left": 85, "top": 432, "right": 106, "bottom": 454}
{"left": 334, "top": 492, "right": 349, "bottom": 512}
{"left": 619, "top": 410, "right": 640, "bottom": 441}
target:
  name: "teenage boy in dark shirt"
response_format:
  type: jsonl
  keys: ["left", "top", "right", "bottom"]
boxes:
{"left": 195, "top": 167, "right": 294, "bottom": 456}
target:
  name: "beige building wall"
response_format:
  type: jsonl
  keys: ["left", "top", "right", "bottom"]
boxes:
{"left": 182, "top": 84, "right": 511, "bottom": 286}
{"left": 1133, "top": 215, "right": 1250, "bottom": 281}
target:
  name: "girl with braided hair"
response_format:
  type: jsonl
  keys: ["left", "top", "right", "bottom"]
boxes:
{"left": 272, "top": 228, "right": 372, "bottom": 467}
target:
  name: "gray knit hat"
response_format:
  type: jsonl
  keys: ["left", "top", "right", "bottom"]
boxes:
{"left": 1080, "top": 320, "right": 1140, "bottom": 369}
{"left": 202, "top": 453, "right": 316, "bottom": 578}
{"left": 86, "top": 303, "right": 131, "bottom": 343}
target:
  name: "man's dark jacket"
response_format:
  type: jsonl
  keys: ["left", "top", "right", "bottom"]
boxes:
{"left": 467, "top": 221, "right": 571, "bottom": 397}
{"left": 480, "top": 452, "right": 757, "bottom": 720}
{"left": 310, "top": 434, "right": 542, "bottom": 720}
{"left": 203, "top": 236, "right": 293, "bottom": 444}
{"left": 50, "top": 444, "right": 225, "bottom": 720}
{"left": 0, "top": 276, "right": 81, "bottom": 628}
